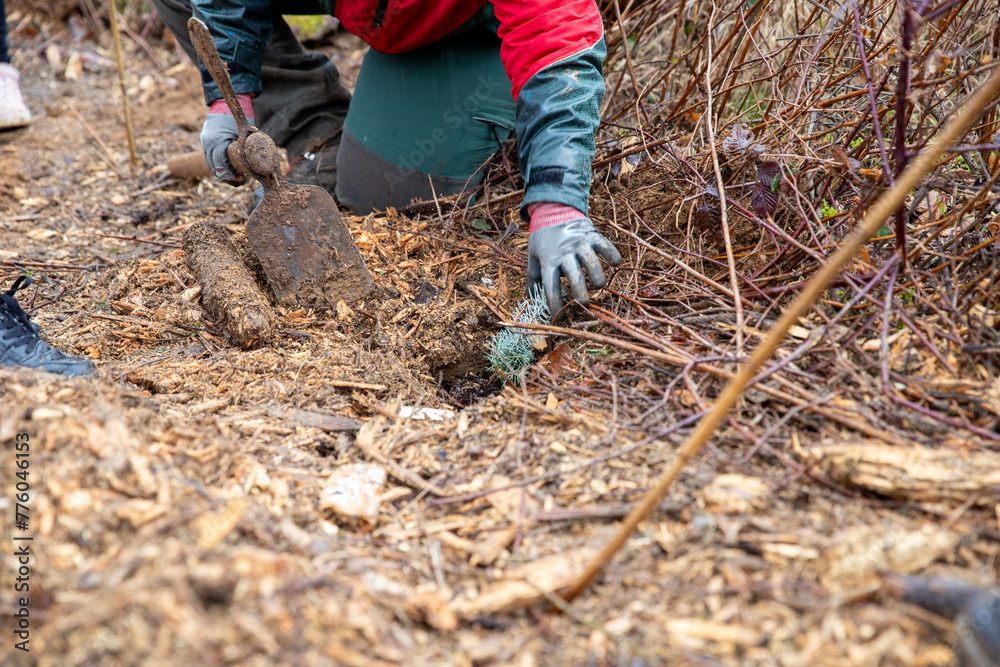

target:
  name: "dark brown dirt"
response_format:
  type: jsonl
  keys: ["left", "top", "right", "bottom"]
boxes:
{"left": 419, "top": 304, "right": 494, "bottom": 382}
{"left": 445, "top": 372, "right": 502, "bottom": 406}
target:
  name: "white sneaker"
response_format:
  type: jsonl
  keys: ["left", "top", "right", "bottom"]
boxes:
{"left": 0, "top": 63, "right": 32, "bottom": 130}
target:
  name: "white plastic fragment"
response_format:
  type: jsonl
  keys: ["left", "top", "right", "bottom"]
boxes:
{"left": 398, "top": 406, "right": 456, "bottom": 421}
{"left": 319, "top": 463, "right": 387, "bottom": 526}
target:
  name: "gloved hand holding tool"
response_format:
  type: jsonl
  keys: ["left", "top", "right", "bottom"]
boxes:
{"left": 527, "top": 202, "right": 621, "bottom": 318}
{"left": 201, "top": 92, "right": 256, "bottom": 185}
{"left": 188, "top": 17, "right": 373, "bottom": 309}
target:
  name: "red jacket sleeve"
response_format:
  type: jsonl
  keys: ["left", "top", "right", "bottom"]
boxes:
{"left": 493, "top": 0, "right": 604, "bottom": 101}
{"left": 493, "top": 0, "right": 606, "bottom": 219}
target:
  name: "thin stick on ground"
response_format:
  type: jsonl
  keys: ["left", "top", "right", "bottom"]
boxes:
{"left": 94, "top": 233, "right": 181, "bottom": 249}
{"left": 107, "top": 0, "right": 138, "bottom": 166}
{"left": 561, "top": 67, "right": 1000, "bottom": 604}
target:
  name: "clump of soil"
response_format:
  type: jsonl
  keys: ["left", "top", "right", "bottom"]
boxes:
{"left": 418, "top": 304, "right": 496, "bottom": 382}
{"left": 183, "top": 221, "right": 274, "bottom": 348}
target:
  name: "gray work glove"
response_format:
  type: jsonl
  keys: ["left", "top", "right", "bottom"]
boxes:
{"left": 201, "top": 95, "right": 255, "bottom": 185}
{"left": 527, "top": 217, "right": 622, "bottom": 318}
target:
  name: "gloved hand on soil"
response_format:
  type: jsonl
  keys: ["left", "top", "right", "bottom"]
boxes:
{"left": 527, "top": 203, "right": 621, "bottom": 319}
{"left": 201, "top": 93, "right": 255, "bottom": 185}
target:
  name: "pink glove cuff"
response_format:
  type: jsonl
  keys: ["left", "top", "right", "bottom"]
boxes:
{"left": 208, "top": 94, "right": 255, "bottom": 119}
{"left": 528, "top": 202, "right": 585, "bottom": 233}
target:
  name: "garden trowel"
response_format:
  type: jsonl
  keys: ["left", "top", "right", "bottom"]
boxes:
{"left": 188, "top": 17, "right": 374, "bottom": 308}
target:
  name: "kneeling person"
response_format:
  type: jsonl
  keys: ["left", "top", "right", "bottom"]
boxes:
{"left": 158, "top": 0, "right": 621, "bottom": 316}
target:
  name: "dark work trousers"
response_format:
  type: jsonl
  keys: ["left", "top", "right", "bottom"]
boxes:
{"left": 1, "top": 0, "right": 10, "bottom": 64}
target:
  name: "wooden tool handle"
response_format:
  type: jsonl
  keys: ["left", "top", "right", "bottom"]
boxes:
{"left": 187, "top": 17, "right": 252, "bottom": 142}
{"left": 188, "top": 17, "right": 283, "bottom": 184}
{"left": 167, "top": 147, "right": 289, "bottom": 181}
{"left": 167, "top": 151, "right": 212, "bottom": 179}
{"left": 164, "top": 144, "right": 253, "bottom": 180}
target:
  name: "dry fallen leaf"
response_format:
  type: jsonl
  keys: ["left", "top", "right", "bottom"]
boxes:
{"left": 806, "top": 441, "right": 1000, "bottom": 503}
{"left": 548, "top": 343, "right": 572, "bottom": 378}
{"left": 451, "top": 548, "right": 599, "bottom": 618}
{"left": 115, "top": 498, "right": 168, "bottom": 528}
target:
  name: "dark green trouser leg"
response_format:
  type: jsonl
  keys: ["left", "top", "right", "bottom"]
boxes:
{"left": 151, "top": 0, "right": 349, "bottom": 187}
{"left": 336, "top": 21, "right": 516, "bottom": 214}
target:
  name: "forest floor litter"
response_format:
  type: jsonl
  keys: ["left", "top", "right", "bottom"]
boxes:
{"left": 1, "top": 1, "right": 999, "bottom": 665}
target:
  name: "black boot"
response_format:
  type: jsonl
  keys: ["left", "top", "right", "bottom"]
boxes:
{"left": 0, "top": 276, "right": 95, "bottom": 377}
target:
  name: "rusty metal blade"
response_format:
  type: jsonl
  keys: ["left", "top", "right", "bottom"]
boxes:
{"left": 246, "top": 183, "right": 375, "bottom": 308}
